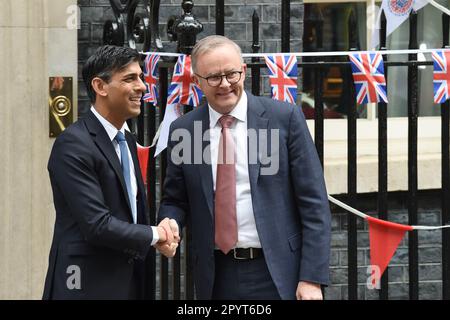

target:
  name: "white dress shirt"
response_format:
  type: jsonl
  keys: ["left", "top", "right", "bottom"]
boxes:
{"left": 208, "top": 92, "right": 262, "bottom": 248}
{"left": 91, "top": 107, "right": 159, "bottom": 245}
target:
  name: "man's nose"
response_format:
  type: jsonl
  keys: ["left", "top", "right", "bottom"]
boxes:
{"left": 219, "top": 76, "right": 232, "bottom": 88}
{"left": 137, "top": 77, "right": 147, "bottom": 92}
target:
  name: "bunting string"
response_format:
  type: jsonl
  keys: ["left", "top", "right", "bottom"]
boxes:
{"left": 141, "top": 48, "right": 450, "bottom": 59}
{"left": 328, "top": 194, "right": 450, "bottom": 230}
{"left": 429, "top": 0, "right": 450, "bottom": 16}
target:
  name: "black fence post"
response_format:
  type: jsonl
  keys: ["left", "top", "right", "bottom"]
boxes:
{"left": 216, "top": 0, "right": 225, "bottom": 36}
{"left": 313, "top": 7, "right": 324, "bottom": 166}
{"left": 347, "top": 8, "right": 359, "bottom": 300}
{"left": 146, "top": 100, "right": 157, "bottom": 300}
{"left": 158, "top": 65, "right": 169, "bottom": 300}
{"left": 378, "top": 10, "right": 389, "bottom": 300}
{"left": 281, "top": 0, "right": 290, "bottom": 52}
{"left": 251, "top": 10, "right": 261, "bottom": 96}
{"left": 407, "top": 10, "right": 419, "bottom": 300}
{"left": 172, "top": 0, "right": 203, "bottom": 55}
{"left": 165, "top": 0, "right": 204, "bottom": 299}
{"left": 185, "top": 232, "right": 195, "bottom": 299}
{"left": 441, "top": 11, "right": 450, "bottom": 301}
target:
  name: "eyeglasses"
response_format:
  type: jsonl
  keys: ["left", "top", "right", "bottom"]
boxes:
{"left": 195, "top": 71, "right": 243, "bottom": 87}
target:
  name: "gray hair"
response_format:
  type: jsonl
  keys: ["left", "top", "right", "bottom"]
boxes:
{"left": 191, "top": 35, "right": 243, "bottom": 72}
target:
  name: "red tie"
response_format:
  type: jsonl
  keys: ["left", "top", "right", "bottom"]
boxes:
{"left": 215, "top": 115, "right": 238, "bottom": 254}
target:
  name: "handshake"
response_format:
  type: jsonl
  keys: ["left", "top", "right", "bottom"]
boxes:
{"left": 155, "top": 218, "right": 180, "bottom": 258}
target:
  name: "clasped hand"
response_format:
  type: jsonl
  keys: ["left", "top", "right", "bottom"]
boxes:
{"left": 155, "top": 218, "right": 180, "bottom": 258}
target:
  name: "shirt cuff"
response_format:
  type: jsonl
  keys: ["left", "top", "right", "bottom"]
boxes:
{"left": 151, "top": 226, "right": 159, "bottom": 246}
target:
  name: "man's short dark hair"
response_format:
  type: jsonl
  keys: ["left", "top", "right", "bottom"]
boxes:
{"left": 82, "top": 45, "right": 141, "bottom": 103}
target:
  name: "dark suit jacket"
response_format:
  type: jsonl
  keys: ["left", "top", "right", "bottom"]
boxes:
{"left": 158, "top": 92, "right": 331, "bottom": 300}
{"left": 43, "top": 110, "right": 154, "bottom": 300}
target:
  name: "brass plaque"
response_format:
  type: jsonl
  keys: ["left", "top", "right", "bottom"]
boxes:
{"left": 49, "top": 77, "right": 73, "bottom": 137}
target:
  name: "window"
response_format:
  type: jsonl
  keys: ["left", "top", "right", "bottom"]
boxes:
{"left": 302, "top": 0, "right": 445, "bottom": 194}
{"left": 303, "top": 0, "right": 448, "bottom": 118}
{"left": 303, "top": 0, "right": 367, "bottom": 119}
{"left": 386, "top": 0, "right": 447, "bottom": 117}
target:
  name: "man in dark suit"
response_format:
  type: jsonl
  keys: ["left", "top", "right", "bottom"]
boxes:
{"left": 43, "top": 45, "right": 178, "bottom": 300}
{"left": 158, "top": 36, "right": 331, "bottom": 300}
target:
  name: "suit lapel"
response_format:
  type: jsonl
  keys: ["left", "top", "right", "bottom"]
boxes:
{"left": 84, "top": 111, "right": 133, "bottom": 219}
{"left": 246, "top": 92, "right": 269, "bottom": 190}
{"left": 196, "top": 105, "right": 214, "bottom": 217}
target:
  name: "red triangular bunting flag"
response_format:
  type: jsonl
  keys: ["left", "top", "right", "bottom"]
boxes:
{"left": 136, "top": 144, "right": 150, "bottom": 185}
{"left": 367, "top": 216, "right": 413, "bottom": 285}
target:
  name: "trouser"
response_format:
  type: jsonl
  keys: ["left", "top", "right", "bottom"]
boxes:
{"left": 212, "top": 249, "right": 281, "bottom": 300}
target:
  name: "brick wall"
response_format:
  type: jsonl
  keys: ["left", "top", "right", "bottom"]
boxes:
{"left": 327, "top": 190, "right": 443, "bottom": 300}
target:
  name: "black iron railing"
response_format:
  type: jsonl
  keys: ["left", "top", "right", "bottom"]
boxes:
{"left": 101, "top": 0, "right": 450, "bottom": 300}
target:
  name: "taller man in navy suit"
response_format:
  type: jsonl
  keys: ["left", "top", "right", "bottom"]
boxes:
{"left": 43, "top": 46, "right": 178, "bottom": 300}
{"left": 158, "top": 36, "right": 331, "bottom": 300}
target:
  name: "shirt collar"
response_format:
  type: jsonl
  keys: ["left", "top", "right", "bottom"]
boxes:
{"left": 90, "top": 106, "right": 128, "bottom": 142}
{"left": 208, "top": 91, "right": 248, "bottom": 128}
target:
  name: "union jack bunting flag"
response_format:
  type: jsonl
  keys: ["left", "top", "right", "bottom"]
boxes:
{"left": 348, "top": 52, "right": 388, "bottom": 105}
{"left": 142, "top": 53, "right": 160, "bottom": 104}
{"left": 167, "top": 54, "right": 203, "bottom": 106}
{"left": 432, "top": 50, "right": 450, "bottom": 104}
{"left": 264, "top": 54, "right": 298, "bottom": 104}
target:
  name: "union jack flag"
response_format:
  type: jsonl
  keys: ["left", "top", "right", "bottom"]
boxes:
{"left": 349, "top": 52, "right": 388, "bottom": 105}
{"left": 432, "top": 50, "right": 450, "bottom": 104}
{"left": 142, "top": 53, "right": 160, "bottom": 104}
{"left": 264, "top": 54, "right": 298, "bottom": 104}
{"left": 167, "top": 55, "right": 203, "bottom": 107}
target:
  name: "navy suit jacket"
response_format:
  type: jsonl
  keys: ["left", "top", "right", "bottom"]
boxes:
{"left": 159, "top": 92, "right": 331, "bottom": 300}
{"left": 43, "top": 110, "right": 154, "bottom": 299}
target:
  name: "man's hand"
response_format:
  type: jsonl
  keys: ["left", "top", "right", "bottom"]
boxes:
{"left": 168, "top": 219, "right": 180, "bottom": 242}
{"left": 296, "top": 281, "right": 323, "bottom": 300}
{"left": 155, "top": 241, "right": 178, "bottom": 258}
{"left": 155, "top": 218, "right": 180, "bottom": 258}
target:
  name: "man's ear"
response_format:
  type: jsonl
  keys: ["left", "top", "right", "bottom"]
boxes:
{"left": 191, "top": 73, "right": 200, "bottom": 86}
{"left": 91, "top": 77, "right": 108, "bottom": 98}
